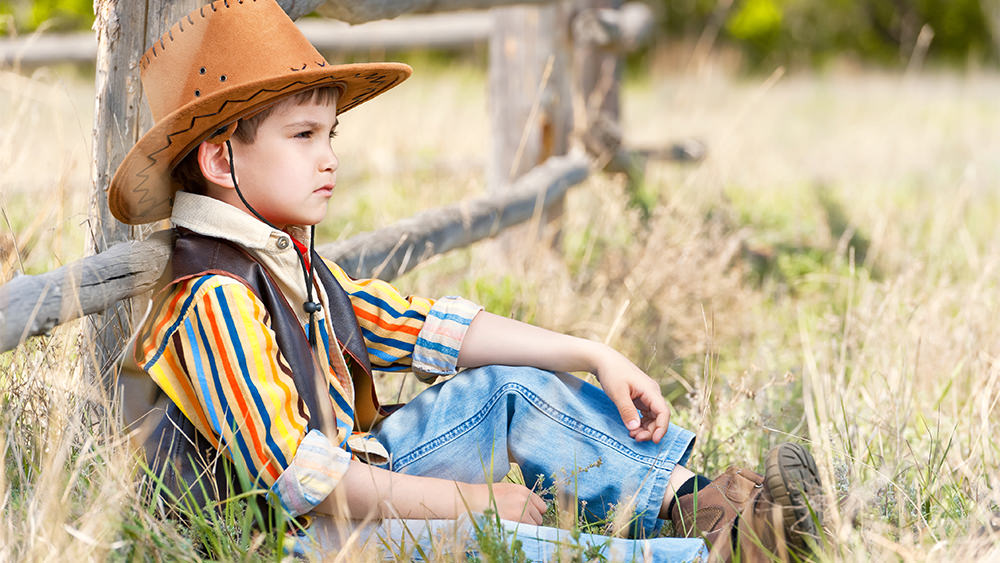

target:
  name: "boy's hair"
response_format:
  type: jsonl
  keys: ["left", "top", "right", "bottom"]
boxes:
{"left": 172, "top": 86, "right": 340, "bottom": 194}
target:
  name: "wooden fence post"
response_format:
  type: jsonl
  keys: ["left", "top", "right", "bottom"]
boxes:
{"left": 572, "top": 0, "right": 623, "bottom": 166}
{"left": 488, "top": 2, "right": 573, "bottom": 193}
{"left": 87, "top": 0, "right": 201, "bottom": 388}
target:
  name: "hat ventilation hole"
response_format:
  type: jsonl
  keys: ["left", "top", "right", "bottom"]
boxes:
{"left": 220, "top": 75, "right": 227, "bottom": 82}
{"left": 199, "top": 67, "right": 206, "bottom": 74}
{"left": 194, "top": 89, "right": 201, "bottom": 97}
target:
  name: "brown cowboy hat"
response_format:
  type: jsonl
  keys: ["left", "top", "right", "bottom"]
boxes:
{"left": 109, "top": 0, "right": 411, "bottom": 225}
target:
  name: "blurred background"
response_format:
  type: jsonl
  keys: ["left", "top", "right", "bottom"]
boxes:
{"left": 3, "top": 0, "right": 1000, "bottom": 561}
{"left": 2, "top": 0, "right": 1000, "bottom": 67}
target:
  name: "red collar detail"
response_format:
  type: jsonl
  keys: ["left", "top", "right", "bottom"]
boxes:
{"left": 288, "top": 235, "right": 311, "bottom": 271}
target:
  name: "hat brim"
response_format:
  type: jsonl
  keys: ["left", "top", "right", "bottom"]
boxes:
{"left": 109, "top": 62, "right": 410, "bottom": 225}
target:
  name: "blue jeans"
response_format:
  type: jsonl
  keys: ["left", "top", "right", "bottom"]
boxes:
{"left": 296, "top": 366, "right": 707, "bottom": 561}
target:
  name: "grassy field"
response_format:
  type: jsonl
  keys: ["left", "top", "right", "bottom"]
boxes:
{"left": 3, "top": 53, "right": 1000, "bottom": 561}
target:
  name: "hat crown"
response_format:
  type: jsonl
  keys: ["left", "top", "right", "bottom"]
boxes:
{"left": 140, "top": 0, "right": 326, "bottom": 123}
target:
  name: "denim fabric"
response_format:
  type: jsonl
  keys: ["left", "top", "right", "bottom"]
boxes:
{"left": 294, "top": 515, "right": 710, "bottom": 562}
{"left": 291, "top": 366, "right": 708, "bottom": 561}
{"left": 372, "top": 366, "right": 696, "bottom": 537}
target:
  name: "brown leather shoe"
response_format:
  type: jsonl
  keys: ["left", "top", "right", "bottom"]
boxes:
{"left": 669, "top": 443, "right": 824, "bottom": 562}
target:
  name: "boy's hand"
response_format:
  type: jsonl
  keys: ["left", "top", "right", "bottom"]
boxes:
{"left": 592, "top": 347, "right": 670, "bottom": 443}
{"left": 463, "top": 482, "right": 547, "bottom": 525}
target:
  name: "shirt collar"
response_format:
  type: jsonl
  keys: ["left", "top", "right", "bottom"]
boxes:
{"left": 171, "top": 191, "right": 311, "bottom": 250}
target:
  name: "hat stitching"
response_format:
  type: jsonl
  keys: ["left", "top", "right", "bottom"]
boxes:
{"left": 128, "top": 76, "right": 348, "bottom": 209}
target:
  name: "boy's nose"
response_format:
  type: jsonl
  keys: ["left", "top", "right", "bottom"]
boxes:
{"left": 321, "top": 147, "right": 339, "bottom": 174}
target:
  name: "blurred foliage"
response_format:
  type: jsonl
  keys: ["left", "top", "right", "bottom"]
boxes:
{"left": 0, "top": 0, "right": 92, "bottom": 35}
{"left": 0, "top": 0, "right": 996, "bottom": 68}
{"left": 662, "top": 0, "right": 996, "bottom": 68}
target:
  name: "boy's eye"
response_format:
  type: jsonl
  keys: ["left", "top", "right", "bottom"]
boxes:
{"left": 295, "top": 130, "right": 313, "bottom": 139}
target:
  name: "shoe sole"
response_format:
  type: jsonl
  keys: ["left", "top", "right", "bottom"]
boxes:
{"left": 763, "top": 443, "right": 824, "bottom": 555}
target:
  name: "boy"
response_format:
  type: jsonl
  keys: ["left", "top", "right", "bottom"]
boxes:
{"left": 111, "top": 0, "right": 824, "bottom": 560}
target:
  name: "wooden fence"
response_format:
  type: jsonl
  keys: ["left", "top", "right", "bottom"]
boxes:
{"left": 0, "top": 0, "right": 657, "bottom": 362}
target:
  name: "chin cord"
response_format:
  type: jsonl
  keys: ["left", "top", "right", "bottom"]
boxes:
{"left": 225, "top": 140, "right": 322, "bottom": 348}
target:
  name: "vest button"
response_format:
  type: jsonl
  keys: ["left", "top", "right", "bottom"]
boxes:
{"left": 276, "top": 237, "right": 290, "bottom": 250}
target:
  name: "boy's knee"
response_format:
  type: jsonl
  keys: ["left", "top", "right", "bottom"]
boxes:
{"left": 465, "top": 365, "right": 586, "bottom": 400}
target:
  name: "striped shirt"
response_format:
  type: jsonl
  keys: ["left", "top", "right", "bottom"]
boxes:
{"left": 137, "top": 192, "right": 482, "bottom": 517}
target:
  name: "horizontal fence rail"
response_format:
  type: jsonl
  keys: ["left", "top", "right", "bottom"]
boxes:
{"left": 0, "top": 153, "right": 589, "bottom": 354}
{"left": 1, "top": 13, "right": 491, "bottom": 67}
{"left": 1, "top": 3, "right": 652, "bottom": 67}
{"left": 318, "top": 152, "right": 589, "bottom": 280}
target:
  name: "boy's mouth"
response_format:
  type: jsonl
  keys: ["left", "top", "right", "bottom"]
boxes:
{"left": 314, "top": 184, "right": 335, "bottom": 196}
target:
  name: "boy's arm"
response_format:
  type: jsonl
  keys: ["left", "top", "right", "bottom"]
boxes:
{"left": 324, "top": 258, "right": 481, "bottom": 379}
{"left": 457, "top": 311, "right": 671, "bottom": 443}
{"left": 315, "top": 460, "right": 546, "bottom": 524}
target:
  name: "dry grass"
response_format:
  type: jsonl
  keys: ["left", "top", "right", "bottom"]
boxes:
{"left": 3, "top": 53, "right": 1000, "bottom": 560}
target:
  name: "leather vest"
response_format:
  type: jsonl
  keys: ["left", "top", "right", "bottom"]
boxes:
{"left": 141, "top": 230, "right": 381, "bottom": 510}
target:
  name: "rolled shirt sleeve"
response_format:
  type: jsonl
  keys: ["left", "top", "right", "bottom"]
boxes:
{"left": 324, "top": 259, "right": 482, "bottom": 378}
{"left": 269, "top": 429, "right": 351, "bottom": 516}
{"left": 411, "top": 296, "right": 483, "bottom": 382}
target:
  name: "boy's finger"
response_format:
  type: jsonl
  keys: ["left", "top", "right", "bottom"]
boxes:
{"left": 606, "top": 387, "right": 642, "bottom": 430}
{"left": 530, "top": 492, "right": 547, "bottom": 513}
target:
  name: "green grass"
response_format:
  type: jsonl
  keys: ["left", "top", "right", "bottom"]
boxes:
{"left": 5, "top": 56, "right": 1000, "bottom": 560}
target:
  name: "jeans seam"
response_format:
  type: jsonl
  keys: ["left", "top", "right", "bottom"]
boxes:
{"left": 391, "top": 379, "right": 678, "bottom": 473}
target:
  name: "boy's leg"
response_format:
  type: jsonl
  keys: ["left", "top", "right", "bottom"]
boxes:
{"left": 370, "top": 365, "right": 695, "bottom": 537}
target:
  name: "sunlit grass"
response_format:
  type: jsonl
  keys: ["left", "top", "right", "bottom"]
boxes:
{"left": 4, "top": 53, "right": 1000, "bottom": 560}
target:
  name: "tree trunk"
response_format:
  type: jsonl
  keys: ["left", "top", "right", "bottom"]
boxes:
{"left": 87, "top": 0, "right": 202, "bottom": 390}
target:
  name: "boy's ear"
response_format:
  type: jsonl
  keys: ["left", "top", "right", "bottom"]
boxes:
{"left": 197, "top": 141, "right": 236, "bottom": 189}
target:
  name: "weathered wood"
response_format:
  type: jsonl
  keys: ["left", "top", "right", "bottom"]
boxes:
{"left": 306, "top": 0, "right": 551, "bottom": 24}
{"left": 1, "top": 13, "right": 493, "bottom": 67}
{"left": 573, "top": 0, "right": 623, "bottom": 169}
{"left": 0, "top": 33, "right": 96, "bottom": 65}
{"left": 0, "top": 154, "right": 588, "bottom": 354}
{"left": 0, "top": 231, "right": 173, "bottom": 354}
{"left": 318, "top": 152, "right": 589, "bottom": 280}
{"left": 87, "top": 0, "right": 202, "bottom": 382}
{"left": 571, "top": 2, "right": 653, "bottom": 52}
{"left": 487, "top": 3, "right": 572, "bottom": 192}
{"left": 298, "top": 12, "right": 492, "bottom": 50}
{"left": 0, "top": 5, "right": 654, "bottom": 67}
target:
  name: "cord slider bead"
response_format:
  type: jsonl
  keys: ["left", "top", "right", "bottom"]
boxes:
{"left": 303, "top": 301, "right": 322, "bottom": 314}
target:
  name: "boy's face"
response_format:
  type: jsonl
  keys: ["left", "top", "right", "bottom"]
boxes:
{"left": 226, "top": 92, "right": 340, "bottom": 229}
